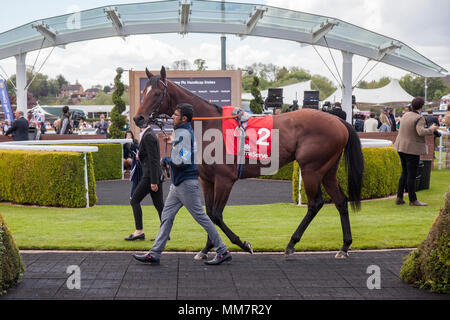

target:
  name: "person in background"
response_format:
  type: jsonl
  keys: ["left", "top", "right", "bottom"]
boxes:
{"left": 123, "top": 118, "right": 130, "bottom": 131}
{"left": 394, "top": 97, "right": 439, "bottom": 206}
{"left": 40, "top": 121, "right": 46, "bottom": 135}
{"left": 445, "top": 104, "right": 450, "bottom": 131}
{"left": 387, "top": 107, "right": 397, "bottom": 132}
{"left": 59, "top": 106, "right": 72, "bottom": 134}
{"left": 329, "top": 102, "right": 347, "bottom": 121}
{"left": 123, "top": 130, "right": 139, "bottom": 172}
{"left": 364, "top": 112, "right": 378, "bottom": 132}
{"left": 378, "top": 112, "right": 391, "bottom": 132}
{"left": 353, "top": 114, "right": 364, "bottom": 132}
{"left": 128, "top": 129, "right": 143, "bottom": 199}
{"left": 424, "top": 109, "right": 440, "bottom": 128}
{"left": 4, "top": 110, "right": 29, "bottom": 141}
{"left": 95, "top": 114, "right": 108, "bottom": 135}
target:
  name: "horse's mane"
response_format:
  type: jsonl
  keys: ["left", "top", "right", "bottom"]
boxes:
{"left": 169, "top": 79, "right": 223, "bottom": 115}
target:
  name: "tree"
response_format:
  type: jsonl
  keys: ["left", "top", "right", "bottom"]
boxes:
{"left": 242, "top": 74, "right": 270, "bottom": 92}
{"left": 172, "top": 59, "right": 191, "bottom": 70}
{"left": 357, "top": 77, "right": 390, "bottom": 89}
{"left": 56, "top": 74, "right": 68, "bottom": 89}
{"left": 275, "top": 67, "right": 289, "bottom": 82}
{"left": 275, "top": 70, "right": 311, "bottom": 87}
{"left": 103, "top": 85, "right": 111, "bottom": 93}
{"left": 311, "top": 75, "right": 337, "bottom": 101}
{"left": 249, "top": 76, "right": 264, "bottom": 114}
{"left": 109, "top": 68, "right": 127, "bottom": 139}
{"left": 399, "top": 74, "right": 448, "bottom": 100}
{"left": 193, "top": 58, "right": 207, "bottom": 70}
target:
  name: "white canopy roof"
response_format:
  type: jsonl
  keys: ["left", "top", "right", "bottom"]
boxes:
{"left": 242, "top": 80, "right": 313, "bottom": 105}
{"left": 324, "top": 79, "right": 414, "bottom": 105}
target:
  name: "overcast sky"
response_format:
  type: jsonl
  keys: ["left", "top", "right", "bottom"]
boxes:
{"left": 0, "top": 0, "right": 448, "bottom": 89}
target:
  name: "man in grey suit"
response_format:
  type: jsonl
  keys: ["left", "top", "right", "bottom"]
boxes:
{"left": 4, "top": 110, "right": 29, "bottom": 141}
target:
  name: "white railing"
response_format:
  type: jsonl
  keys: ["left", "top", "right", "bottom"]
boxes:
{"left": 437, "top": 130, "right": 450, "bottom": 170}
{"left": 1, "top": 139, "right": 132, "bottom": 178}
{"left": 360, "top": 138, "right": 393, "bottom": 148}
{"left": 0, "top": 139, "right": 132, "bottom": 208}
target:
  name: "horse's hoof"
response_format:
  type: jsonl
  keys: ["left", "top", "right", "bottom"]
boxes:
{"left": 194, "top": 252, "right": 207, "bottom": 260}
{"left": 284, "top": 248, "right": 295, "bottom": 258}
{"left": 243, "top": 241, "right": 253, "bottom": 254}
{"left": 335, "top": 251, "right": 349, "bottom": 259}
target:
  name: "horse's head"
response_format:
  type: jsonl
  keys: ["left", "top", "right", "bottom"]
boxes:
{"left": 133, "top": 66, "right": 173, "bottom": 128}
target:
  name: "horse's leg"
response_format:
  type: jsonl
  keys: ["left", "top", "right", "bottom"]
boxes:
{"left": 211, "top": 179, "right": 253, "bottom": 254}
{"left": 322, "top": 164, "right": 352, "bottom": 259}
{"left": 194, "top": 177, "right": 215, "bottom": 260}
{"left": 285, "top": 170, "right": 324, "bottom": 257}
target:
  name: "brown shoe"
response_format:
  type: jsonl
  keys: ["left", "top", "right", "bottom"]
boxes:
{"left": 395, "top": 198, "right": 405, "bottom": 205}
{"left": 409, "top": 200, "right": 428, "bottom": 206}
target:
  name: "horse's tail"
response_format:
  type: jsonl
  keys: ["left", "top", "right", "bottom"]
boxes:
{"left": 341, "top": 119, "right": 364, "bottom": 211}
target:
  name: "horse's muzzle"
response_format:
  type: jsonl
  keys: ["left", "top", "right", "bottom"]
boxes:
{"left": 133, "top": 115, "right": 146, "bottom": 128}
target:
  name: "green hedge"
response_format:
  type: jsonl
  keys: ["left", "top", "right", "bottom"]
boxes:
{"left": 400, "top": 189, "right": 449, "bottom": 294}
{"left": 292, "top": 147, "right": 401, "bottom": 204}
{"left": 89, "top": 144, "right": 122, "bottom": 180}
{"left": 63, "top": 143, "right": 122, "bottom": 180}
{"left": 0, "top": 213, "right": 25, "bottom": 296}
{"left": 259, "top": 161, "right": 294, "bottom": 180}
{"left": 0, "top": 150, "right": 96, "bottom": 208}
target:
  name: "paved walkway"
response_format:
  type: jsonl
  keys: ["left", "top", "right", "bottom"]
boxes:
{"left": 96, "top": 178, "right": 293, "bottom": 206}
{"left": 1, "top": 249, "right": 448, "bottom": 300}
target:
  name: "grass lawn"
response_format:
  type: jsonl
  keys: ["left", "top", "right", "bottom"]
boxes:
{"left": 1, "top": 169, "right": 449, "bottom": 252}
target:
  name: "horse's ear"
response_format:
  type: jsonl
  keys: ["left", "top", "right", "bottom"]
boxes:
{"left": 160, "top": 66, "right": 166, "bottom": 82}
{"left": 145, "top": 68, "right": 152, "bottom": 79}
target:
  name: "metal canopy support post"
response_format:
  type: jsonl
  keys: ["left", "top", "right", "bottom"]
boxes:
{"left": 32, "top": 23, "right": 56, "bottom": 45}
{"left": 240, "top": 6, "right": 267, "bottom": 39}
{"left": 221, "top": 35, "right": 226, "bottom": 70}
{"left": 15, "top": 52, "right": 27, "bottom": 113}
{"left": 311, "top": 19, "right": 338, "bottom": 44}
{"left": 377, "top": 41, "right": 401, "bottom": 60}
{"left": 180, "top": 0, "right": 191, "bottom": 33}
{"left": 342, "top": 51, "right": 353, "bottom": 123}
{"left": 105, "top": 7, "right": 124, "bottom": 36}
{"left": 220, "top": 0, "right": 226, "bottom": 70}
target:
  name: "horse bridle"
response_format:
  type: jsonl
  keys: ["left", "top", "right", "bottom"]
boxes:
{"left": 145, "top": 77, "right": 170, "bottom": 127}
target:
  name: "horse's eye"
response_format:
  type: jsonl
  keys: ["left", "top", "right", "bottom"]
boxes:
{"left": 154, "top": 92, "right": 161, "bottom": 97}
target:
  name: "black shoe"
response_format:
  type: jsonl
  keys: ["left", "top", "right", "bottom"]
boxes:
{"left": 124, "top": 233, "right": 145, "bottom": 241}
{"left": 204, "top": 251, "right": 232, "bottom": 265}
{"left": 409, "top": 200, "right": 428, "bottom": 206}
{"left": 132, "top": 253, "right": 160, "bottom": 265}
{"left": 395, "top": 198, "right": 405, "bottom": 205}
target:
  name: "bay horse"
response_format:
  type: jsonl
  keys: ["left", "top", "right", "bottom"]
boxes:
{"left": 134, "top": 66, "right": 364, "bottom": 259}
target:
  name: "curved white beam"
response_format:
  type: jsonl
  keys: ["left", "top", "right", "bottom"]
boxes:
{"left": 0, "top": 3, "right": 446, "bottom": 78}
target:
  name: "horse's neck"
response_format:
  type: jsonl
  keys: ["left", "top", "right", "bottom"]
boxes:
{"left": 170, "top": 85, "right": 221, "bottom": 118}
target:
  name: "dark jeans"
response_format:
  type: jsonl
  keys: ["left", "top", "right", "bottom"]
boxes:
{"left": 397, "top": 152, "right": 420, "bottom": 202}
{"left": 130, "top": 177, "right": 164, "bottom": 230}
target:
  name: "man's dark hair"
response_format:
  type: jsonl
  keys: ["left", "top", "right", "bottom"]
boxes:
{"left": 427, "top": 109, "right": 433, "bottom": 114}
{"left": 176, "top": 103, "right": 194, "bottom": 122}
{"left": 334, "top": 102, "right": 341, "bottom": 109}
{"left": 370, "top": 112, "right": 375, "bottom": 118}
{"left": 411, "top": 97, "right": 424, "bottom": 111}
{"left": 62, "top": 105, "right": 69, "bottom": 114}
